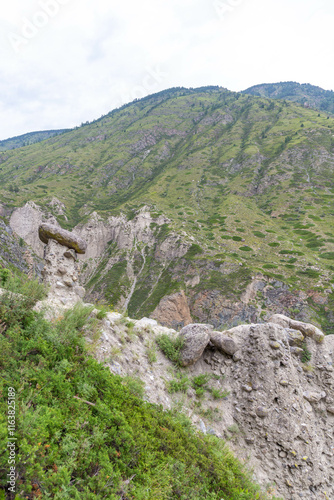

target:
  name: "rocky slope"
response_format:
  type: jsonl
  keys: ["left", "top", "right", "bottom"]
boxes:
{"left": 6, "top": 200, "right": 334, "bottom": 338}
{"left": 93, "top": 313, "right": 334, "bottom": 500}
{"left": 30, "top": 230, "right": 334, "bottom": 500}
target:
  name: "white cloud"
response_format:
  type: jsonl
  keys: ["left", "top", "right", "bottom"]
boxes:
{"left": 0, "top": 0, "right": 333, "bottom": 139}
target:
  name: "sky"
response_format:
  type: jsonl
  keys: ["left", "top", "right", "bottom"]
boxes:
{"left": 0, "top": 0, "right": 333, "bottom": 140}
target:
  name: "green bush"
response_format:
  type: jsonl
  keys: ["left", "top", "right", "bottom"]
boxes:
{"left": 210, "top": 388, "right": 230, "bottom": 400}
{"left": 156, "top": 334, "right": 184, "bottom": 365}
{"left": 319, "top": 252, "right": 334, "bottom": 260}
{"left": 167, "top": 374, "right": 190, "bottom": 394}
{"left": 301, "top": 341, "right": 312, "bottom": 363}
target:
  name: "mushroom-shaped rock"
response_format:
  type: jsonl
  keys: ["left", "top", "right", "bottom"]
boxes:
{"left": 179, "top": 323, "right": 211, "bottom": 367}
{"left": 210, "top": 331, "right": 239, "bottom": 356}
{"left": 39, "top": 223, "right": 87, "bottom": 254}
{"left": 269, "top": 314, "right": 325, "bottom": 343}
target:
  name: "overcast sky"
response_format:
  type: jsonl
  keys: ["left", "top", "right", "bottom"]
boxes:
{"left": 0, "top": 0, "right": 333, "bottom": 140}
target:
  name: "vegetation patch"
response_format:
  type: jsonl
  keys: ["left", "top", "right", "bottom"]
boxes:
{"left": 184, "top": 243, "right": 204, "bottom": 260}
{"left": 0, "top": 272, "right": 278, "bottom": 499}
{"left": 156, "top": 334, "right": 184, "bottom": 365}
{"left": 319, "top": 252, "right": 334, "bottom": 260}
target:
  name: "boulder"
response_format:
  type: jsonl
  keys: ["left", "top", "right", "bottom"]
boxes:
{"left": 269, "top": 314, "right": 325, "bottom": 343}
{"left": 256, "top": 406, "right": 269, "bottom": 418}
{"left": 303, "top": 391, "right": 326, "bottom": 404}
{"left": 64, "top": 249, "right": 77, "bottom": 260}
{"left": 286, "top": 328, "right": 304, "bottom": 346}
{"left": 74, "top": 286, "right": 86, "bottom": 298}
{"left": 179, "top": 323, "right": 211, "bottom": 366}
{"left": 210, "top": 331, "right": 239, "bottom": 356}
{"left": 39, "top": 223, "right": 87, "bottom": 254}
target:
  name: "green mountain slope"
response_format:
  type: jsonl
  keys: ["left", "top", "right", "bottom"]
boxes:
{"left": 243, "top": 81, "right": 334, "bottom": 115}
{"left": 1, "top": 86, "right": 334, "bottom": 331}
{"left": 0, "top": 129, "right": 70, "bottom": 152}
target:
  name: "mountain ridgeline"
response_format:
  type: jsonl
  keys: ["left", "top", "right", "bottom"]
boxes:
{"left": 0, "top": 129, "right": 70, "bottom": 152}
{"left": 243, "top": 81, "right": 334, "bottom": 115}
{"left": 1, "top": 85, "right": 334, "bottom": 333}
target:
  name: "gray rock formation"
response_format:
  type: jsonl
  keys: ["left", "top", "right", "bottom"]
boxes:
{"left": 179, "top": 323, "right": 212, "bottom": 366}
{"left": 38, "top": 226, "right": 87, "bottom": 308}
{"left": 9, "top": 201, "right": 57, "bottom": 257}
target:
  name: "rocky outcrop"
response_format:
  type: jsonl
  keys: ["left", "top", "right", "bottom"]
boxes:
{"left": 37, "top": 226, "right": 87, "bottom": 309}
{"left": 9, "top": 201, "right": 57, "bottom": 257}
{"left": 8, "top": 202, "right": 333, "bottom": 334}
{"left": 269, "top": 313, "right": 325, "bottom": 343}
{"left": 39, "top": 223, "right": 87, "bottom": 254}
{"left": 150, "top": 290, "right": 192, "bottom": 329}
{"left": 95, "top": 313, "right": 334, "bottom": 500}
{"left": 210, "top": 331, "right": 239, "bottom": 355}
{"left": 0, "top": 218, "right": 43, "bottom": 276}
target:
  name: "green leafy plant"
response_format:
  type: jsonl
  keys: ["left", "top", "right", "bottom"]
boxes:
{"left": 301, "top": 340, "right": 312, "bottom": 363}
{"left": 156, "top": 334, "right": 184, "bottom": 365}
{"left": 210, "top": 388, "right": 230, "bottom": 400}
{"left": 167, "top": 374, "right": 190, "bottom": 394}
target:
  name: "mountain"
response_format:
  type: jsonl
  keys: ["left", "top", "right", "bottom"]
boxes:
{"left": 1, "top": 86, "right": 334, "bottom": 335}
{"left": 243, "top": 81, "right": 334, "bottom": 115}
{"left": 0, "top": 128, "right": 70, "bottom": 151}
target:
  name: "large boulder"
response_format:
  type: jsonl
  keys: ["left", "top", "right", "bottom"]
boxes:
{"left": 210, "top": 331, "right": 239, "bottom": 355}
{"left": 179, "top": 323, "right": 211, "bottom": 366}
{"left": 269, "top": 314, "right": 325, "bottom": 343}
{"left": 39, "top": 223, "right": 87, "bottom": 254}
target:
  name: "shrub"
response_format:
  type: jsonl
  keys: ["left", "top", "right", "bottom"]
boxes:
{"left": 319, "top": 252, "right": 334, "bottom": 260}
{"left": 167, "top": 374, "right": 190, "bottom": 393}
{"left": 184, "top": 243, "right": 204, "bottom": 260}
{"left": 210, "top": 388, "right": 230, "bottom": 399}
{"left": 301, "top": 341, "right": 312, "bottom": 363}
{"left": 156, "top": 334, "right": 184, "bottom": 365}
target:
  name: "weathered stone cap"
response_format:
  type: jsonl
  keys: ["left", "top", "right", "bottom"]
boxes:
{"left": 39, "top": 223, "right": 87, "bottom": 254}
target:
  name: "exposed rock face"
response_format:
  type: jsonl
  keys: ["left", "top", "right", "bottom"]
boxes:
{"left": 0, "top": 218, "right": 43, "bottom": 276}
{"left": 179, "top": 323, "right": 212, "bottom": 366}
{"left": 151, "top": 290, "right": 192, "bottom": 329}
{"left": 39, "top": 236, "right": 87, "bottom": 309}
{"left": 39, "top": 223, "right": 87, "bottom": 254}
{"left": 9, "top": 201, "right": 57, "bottom": 257}
{"left": 8, "top": 202, "right": 333, "bottom": 334}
